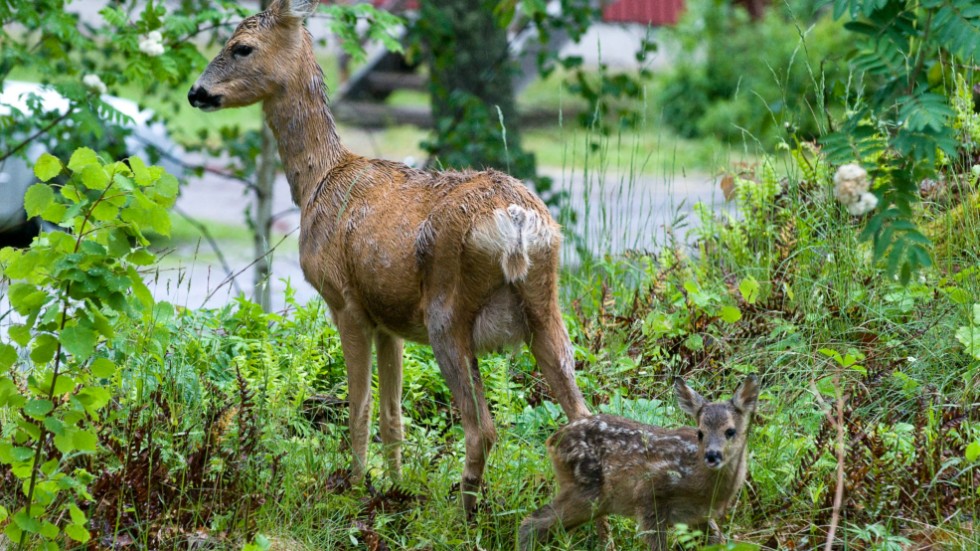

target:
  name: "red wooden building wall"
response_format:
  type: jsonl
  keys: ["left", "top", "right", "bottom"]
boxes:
{"left": 602, "top": 0, "right": 685, "bottom": 26}
{"left": 365, "top": 1, "right": 686, "bottom": 27}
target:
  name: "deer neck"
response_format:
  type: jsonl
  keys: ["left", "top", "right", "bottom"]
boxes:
{"left": 262, "top": 41, "right": 348, "bottom": 209}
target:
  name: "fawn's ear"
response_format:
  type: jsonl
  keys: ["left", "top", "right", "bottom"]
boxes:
{"left": 731, "top": 375, "right": 759, "bottom": 414}
{"left": 674, "top": 377, "right": 705, "bottom": 418}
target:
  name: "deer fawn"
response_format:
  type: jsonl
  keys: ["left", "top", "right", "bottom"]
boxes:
{"left": 519, "top": 376, "right": 759, "bottom": 549}
{"left": 187, "top": 0, "right": 591, "bottom": 513}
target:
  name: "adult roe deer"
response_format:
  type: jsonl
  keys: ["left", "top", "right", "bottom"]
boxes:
{"left": 519, "top": 376, "right": 759, "bottom": 549}
{"left": 187, "top": 0, "right": 591, "bottom": 513}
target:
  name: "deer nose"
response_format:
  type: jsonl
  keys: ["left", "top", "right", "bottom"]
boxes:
{"left": 187, "top": 85, "right": 222, "bottom": 110}
{"left": 704, "top": 450, "right": 723, "bottom": 468}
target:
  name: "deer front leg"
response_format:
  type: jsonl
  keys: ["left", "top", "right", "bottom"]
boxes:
{"left": 335, "top": 307, "right": 374, "bottom": 481}
{"left": 375, "top": 331, "right": 404, "bottom": 479}
{"left": 427, "top": 306, "right": 496, "bottom": 516}
{"left": 706, "top": 519, "right": 724, "bottom": 545}
{"left": 637, "top": 507, "right": 669, "bottom": 551}
{"left": 519, "top": 489, "right": 602, "bottom": 550}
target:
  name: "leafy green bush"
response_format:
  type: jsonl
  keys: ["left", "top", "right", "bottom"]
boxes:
{"left": 657, "top": 0, "right": 850, "bottom": 146}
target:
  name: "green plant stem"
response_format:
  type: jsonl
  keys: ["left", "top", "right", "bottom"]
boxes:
{"left": 18, "top": 175, "right": 115, "bottom": 549}
{"left": 18, "top": 282, "right": 71, "bottom": 551}
{"left": 906, "top": 10, "right": 933, "bottom": 95}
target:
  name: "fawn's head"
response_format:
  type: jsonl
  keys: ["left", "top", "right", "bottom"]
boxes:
{"left": 188, "top": 0, "right": 317, "bottom": 111}
{"left": 674, "top": 376, "right": 759, "bottom": 470}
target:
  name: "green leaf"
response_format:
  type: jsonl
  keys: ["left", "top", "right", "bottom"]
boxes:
{"left": 65, "top": 523, "right": 91, "bottom": 543}
{"left": 76, "top": 387, "right": 111, "bottom": 413}
{"left": 0, "top": 378, "right": 26, "bottom": 408}
{"left": 54, "top": 430, "right": 76, "bottom": 454}
{"left": 80, "top": 164, "right": 110, "bottom": 190}
{"left": 24, "top": 399, "right": 54, "bottom": 419}
{"left": 966, "top": 441, "right": 980, "bottom": 462}
{"left": 0, "top": 343, "right": 17, "bottom": 370}
{"left": 67, "top": 147, "right": 100, "bottom": 172}
{"left": 34, "top": 153, "right": 63, "bottom": 182}
{"left": 955, "top": 326, "right": 980, "bottom": 360}
{"left": 0, "top": 505, "right": 8, "bottom": 523}
{"left": 90, "top": 358, "right": 117, "bottom": 378}
{"left": 12, "top": 509, "right": 42, "bottom": 533}
{"left": 8, "top": 282, "right": 49, "bottom": 315}
{"left": 73, "top": 429, "right": 98, "bottom": 452}
{"left": 61, "top": 324, "right": 98, "bottom": 358}
{"left": 39, "top": 520, "right": 59, "bottom": 539}
{"left": 719, "top": 306, "right": 742, "bottom": 323}
{"left": 23, "top": 184, "right": 55, "bottom": 218}
{"left": 30, "top": 334, "right": 59, "bottom": 365}
{"left": 68, "top": 504, "right": 86, "bottom": 525}
{"left": 738, "top": 277, "right": 760, "bottom": 305}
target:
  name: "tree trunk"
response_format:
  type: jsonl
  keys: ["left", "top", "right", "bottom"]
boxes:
{"left": 253, "top": 120, "right": 276, "bottom": 311}
{"left": 253, "top": 0, "right": 276, "bottom": 311}
{"left": 418, "top": 0, "right": 534, "bottom": 179}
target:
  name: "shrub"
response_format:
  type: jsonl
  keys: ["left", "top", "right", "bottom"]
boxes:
{"left": 657, "top": 0, "right": 850, "bottom": 146}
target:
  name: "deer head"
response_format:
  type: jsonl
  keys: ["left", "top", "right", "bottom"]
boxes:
{"left": 674, "top": 375, "right": 759, "bottom": 470}
{"left": 188, "top": 0, "right": 318, "bottom": 111}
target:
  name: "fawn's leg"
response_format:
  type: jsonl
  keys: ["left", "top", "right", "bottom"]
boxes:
{"left": 637, "top": 506, "right": 670, "bottom": 551}
{"left": 596, "top": 518, "right": 617, "bottom": 551}
{"left": 519, "top": 490, "right": 601, "bottom": 550}
{"left": 375, "top": 331, "right": 404, "bottom": 479}
{"left": 427, "top": 299, "right": 496, "bottom": 516}
{"left": 706, "top": 519, "right": 724, "bottom": 545}
{"left": 335, "top": 307, "right": 374, "bottom": 481}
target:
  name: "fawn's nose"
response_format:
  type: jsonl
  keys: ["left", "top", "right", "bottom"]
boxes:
{"left": 187, "top": 85, "right": 222, "bottom": 110}
{"left": 704, "top": 450, "right": 723, "bottom": 468}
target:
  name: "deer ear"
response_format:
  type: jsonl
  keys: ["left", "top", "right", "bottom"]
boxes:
{"left": 731, "top": 375, "right": 759, "bottom": 414}
{"left": 674, "top": 377, "right": 705, "bottom": 418}
{"left": 267, "top": 0, "right": 318, "bottom": 20}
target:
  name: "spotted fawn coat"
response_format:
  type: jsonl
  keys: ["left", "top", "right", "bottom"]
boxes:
{"left": 520, "top": 376, "right": 759, "bottom": 549}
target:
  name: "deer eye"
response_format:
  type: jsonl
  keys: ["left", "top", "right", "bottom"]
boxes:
{"left": 725, "top": 428, "right": 736, "bottom": 439}
{"left": 697, "top": 430, "right": 704, "bottom": 442}
{"left": 232, "top": 44, "right": 254, "bottom": 58}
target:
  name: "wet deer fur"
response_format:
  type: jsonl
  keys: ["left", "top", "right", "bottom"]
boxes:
{"left": 187, "top": 0, "right": 591, "bottom": 512}
{"left": 519, "top": 376, "right": 759, "bottom": 549}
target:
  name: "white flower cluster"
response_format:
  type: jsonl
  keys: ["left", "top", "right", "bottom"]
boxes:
{"left": 139, "top": 31, "right": 165, "bottom": 57}
{"left": 82, "top": 74, "right": 107, "bottom": 95}
{"left": 833, "top": 163, "right": 878, "bottom": 216}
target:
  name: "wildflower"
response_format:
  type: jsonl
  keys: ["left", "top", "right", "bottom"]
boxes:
{"left": 846, "top": 192, "right": 878, "bottom": 216}
{"left": 833, "top": 163, "right": 869, "bottom": 205}
{"left": 139, "top": 30, "right": 165, "bottom": 57}
{"left": 82, "top": 74, "right": 107, "bottom": 95}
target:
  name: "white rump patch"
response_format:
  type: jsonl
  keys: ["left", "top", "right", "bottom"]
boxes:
{"left": 469, "top": 204, "right": 557, "bottom": 282}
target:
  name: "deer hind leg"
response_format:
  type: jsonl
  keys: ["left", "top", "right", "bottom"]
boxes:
{"left": 522, "top": 282, "right": 591, "bottom": 421}
{"left": 375, "top": 331, "right": 404, "bottom": 479}
{"left": 335, "top": 307, "right": 374, "bottom": 481}
{"left": 519, "top": 489, "right": 602, "bottom": 550}
{"left": 427, "top": 301, "right": 497, "bottom": 516}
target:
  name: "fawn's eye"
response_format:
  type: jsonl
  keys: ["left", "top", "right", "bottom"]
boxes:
{"left": 697, "top": 430, "right": 704, "bottom": 441}
{"left": 725, "top": 428, "right": 737, "bottom": 439}
{"left": 232, "top": 44, "right": 254, "bottom": 58}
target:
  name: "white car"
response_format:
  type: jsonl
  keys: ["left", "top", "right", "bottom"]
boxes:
{"left": 0, "top": 81, "right": 183, "bottom": 246}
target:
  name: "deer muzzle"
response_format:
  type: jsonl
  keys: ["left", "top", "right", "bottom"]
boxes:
{"left": 704, "top": 449, "right": 723, "bottom": 469}
{"left": 187, "top": 85, "right": 222, "bottom": 111}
